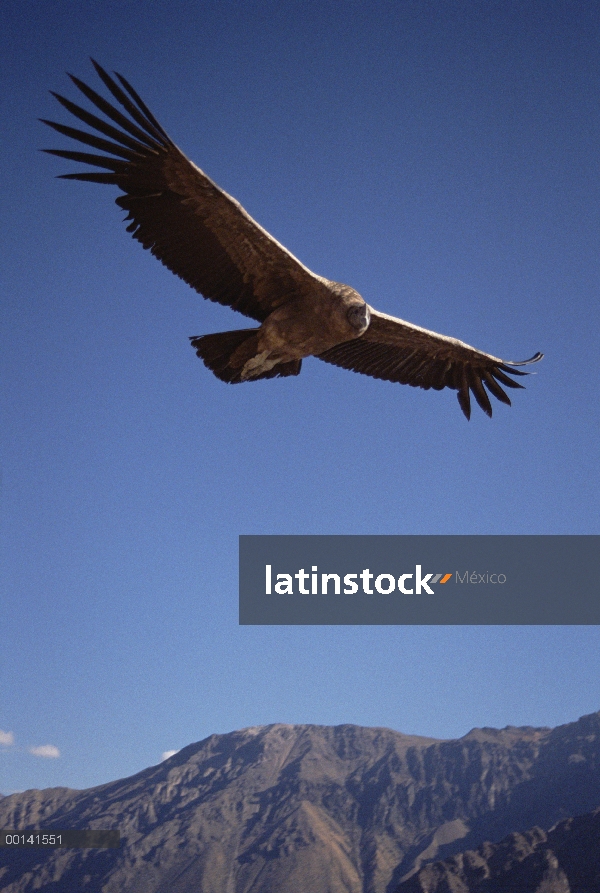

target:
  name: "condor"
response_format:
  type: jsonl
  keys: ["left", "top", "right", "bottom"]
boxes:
{"left": 43, "top": 60, "right": 542, "bottom": 419}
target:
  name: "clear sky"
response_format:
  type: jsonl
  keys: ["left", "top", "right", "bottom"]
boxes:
{"left": 1, "top": 0, "right": 599, "bottom": 794}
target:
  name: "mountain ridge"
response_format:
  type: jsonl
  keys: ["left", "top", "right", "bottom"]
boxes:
{"left": 1, "top": 712, "right": 599, "bottom": 892}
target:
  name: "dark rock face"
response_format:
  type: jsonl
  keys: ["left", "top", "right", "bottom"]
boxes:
{"left": 395, "top": 807, "right": 600, "bottom": 893}
{"left": 0, "top": 712, "right": 599, "bottom": 893}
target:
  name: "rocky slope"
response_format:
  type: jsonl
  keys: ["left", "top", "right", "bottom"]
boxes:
{"left": 395, "top": 806, "right": 600, "bottom": 892}
{"left": 0, "top": 712, "right": 599, "bottom": 893}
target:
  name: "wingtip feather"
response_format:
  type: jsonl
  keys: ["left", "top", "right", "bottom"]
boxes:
{"left": 457, "top": 389, "right": 471, "bottom": 420}
{"left": 503, "top": 351, "right": 544, "bottom": 366}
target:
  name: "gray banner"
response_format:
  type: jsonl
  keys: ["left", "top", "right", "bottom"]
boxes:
{"left": 0, "top": 830, "right": 120, "bottom": 848}
{"left": 239, "top": 535, "right": 598, "bottom": 624}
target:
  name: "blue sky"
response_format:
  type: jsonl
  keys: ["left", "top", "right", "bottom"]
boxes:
{"left": 1, "top": 0, "right": 599, "bottom": 793}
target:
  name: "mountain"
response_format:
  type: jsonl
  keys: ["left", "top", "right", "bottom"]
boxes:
{"left": 0, "top": 712, "right": 599, "bottom": 893}
{"left": 395, "top": 806, "right": 600, "bottom": 893}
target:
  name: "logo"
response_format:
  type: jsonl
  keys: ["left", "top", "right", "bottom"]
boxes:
{"left": 265, "top": 566, "right": 453, "bottom": 596}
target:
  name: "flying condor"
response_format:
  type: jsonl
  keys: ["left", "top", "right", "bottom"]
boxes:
{"left": 42, "top": 60, "right": 543, "bottom": 419}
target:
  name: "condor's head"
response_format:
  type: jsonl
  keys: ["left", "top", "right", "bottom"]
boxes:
{"left": 346, "top": 301, "right": 371, "bottom": 335}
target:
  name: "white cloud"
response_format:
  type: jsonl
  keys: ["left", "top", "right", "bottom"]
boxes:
{"left": 29, "top": 744, "right": 60, "bottom": 759}
{"left": 161, "top": 749, "right": 179, "bottom": 762}
{"left": 0, "top": 730, "right": 15, "bottom": 747}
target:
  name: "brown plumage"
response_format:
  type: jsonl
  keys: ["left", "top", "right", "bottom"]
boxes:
{"left": 42, "top": 59, "right": 543, "bottom": 419}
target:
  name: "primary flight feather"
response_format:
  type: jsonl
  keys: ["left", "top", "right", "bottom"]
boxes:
{"left": 42, "top": 59, "right": 542, "bottom": 419}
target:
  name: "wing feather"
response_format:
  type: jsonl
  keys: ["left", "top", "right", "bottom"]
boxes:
{"left": 40, "top": 119, "right": 141, "bottom": 160}
{"left": 467, "top": 366, "right": 493, "bottom": 417}
{"left": 457, "top": 366, "right": 472, "bottom": 421}
{"left": 42, "top": 60, "right": 322, "bottom": 323}
{"left": 318, "top": 308, "right": 543, "bottom": 419}
{"left": 481, "top": 369, "right": 511, "bottom": 405}
{"left": 43, "top": 148, "right": 128, "bottom": 171}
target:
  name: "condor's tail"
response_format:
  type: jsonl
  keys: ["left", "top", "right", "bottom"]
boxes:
{"left": 190, "top": 330, "right": 302, "bottom": 383}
